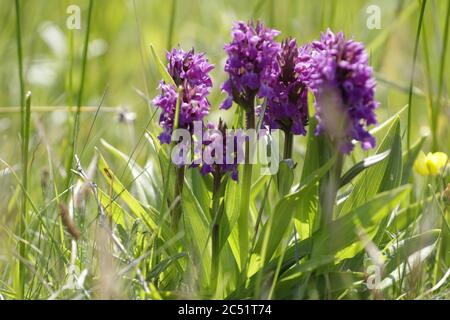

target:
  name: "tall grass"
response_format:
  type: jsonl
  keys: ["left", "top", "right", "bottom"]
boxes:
{"left": 14, "top": 0, "right": 25, "bottom": 299}
{"left": 407, "top": 0, "right": 426, "bottom": 150}
{"left": 64, "top": 0, "right": 94, "bottom": 197}
{"left": 0, "top": 0, "right": 449, "bottom": 301}
{"left": 433, "top": 0, "right": 450, "bottom": 151}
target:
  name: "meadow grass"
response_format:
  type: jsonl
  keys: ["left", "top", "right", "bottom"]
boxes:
{"left": 0, "top": 0, "right": 449, "bottom": 300}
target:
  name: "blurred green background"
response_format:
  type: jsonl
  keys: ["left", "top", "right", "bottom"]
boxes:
{"left": 0, "top": 0, "right": 448, "bottom": 158}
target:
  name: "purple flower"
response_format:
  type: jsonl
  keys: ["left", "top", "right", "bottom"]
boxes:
{"left": 309, "top": 29, "right": 378, "bottom": 153}
{"left": 263, "top": 39, "right": 312, "bottom": 135}
{"left": 200, "top": 120, "right": 239, "bottom": 181}
{"left": 221, "top": 21, "right": 281, "bottom": 110}
{"left": 152, "top": 47, "right": 214, "bottom": 144}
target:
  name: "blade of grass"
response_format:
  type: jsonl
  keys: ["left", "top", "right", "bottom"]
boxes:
{"left": 64, "top": 0, "right": 94, "bottom": 198}
{"left": 16, "top": 92, "right": 31, "bottom": 299}
{"left": 14, "top": 0, "right": 25, "bottom": 299}
{"left": 432, "top": 0, "right": 450, "bottom": 151}
{"left": 14, "top": 0, "right": 24, "bottom": 137}
{"left": 167, "top": 0, "right": 177, "bottom": 49}
{"left": 150, "top": 43, "right": 176, "bottom": 87}
{"left": 407, "top": 0, "right": 427, "bottom": 150}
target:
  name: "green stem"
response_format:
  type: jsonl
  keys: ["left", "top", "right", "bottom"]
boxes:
{"left": 15, "top": 0, "right": 25, "bottom": 299}
{"left": 15, "top": 0, "right": 24, "bottom": 138}
{"left": 283, "top": 131, "right": 293, "bottom": 160}
{"left": 65, "top": 0, "right": 94, "bottom": 197}
{"left": 172, "top": 165, "right": 185, "bottom": 230}
{"left": 319, "top": 145, "right": 343, "bottom": 227}
{"left": 432, "top": 0, "right": 450, "bottom": 151}
{"left": 167, "top": 0, "right": 177, "bottom": 49}
{"left": 18, "top": 92, "right": 31, "bottom": 299}
{"left": 210, "top": 173, "right": 222, "bottom": 294}
{"left": 238, "top": 107, "right": 255, "bottom": 276}
{"left": 407, "top": 0, "right": 427, "bottom": 150}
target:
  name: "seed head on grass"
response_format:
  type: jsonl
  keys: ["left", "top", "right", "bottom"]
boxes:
{"left": 153, "top": 47, "right": 214, "bottom": 144}
{"left": 310, "top": 29, "right": 378, "bottom": 153}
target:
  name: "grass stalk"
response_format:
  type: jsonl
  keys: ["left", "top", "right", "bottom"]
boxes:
{"left": 15, "top": 0, "right": 24, "bottom": 137}
{"left": 160, "top": 86, "right": 183, "bottom": 230}
{"left": 238, "top": 107, "right": 255, "bottom": 277}
{"left": 283, "top": 131, "right": 293, "bottom": 160}
{"left": 319, "top": 152, "right": 343, "bottom": 227}
{"left": 167, "top": 0, "right": 177, "bottom": 49}
{"left": 210, "top": 173, "right": 222, "bottom": 294}
{"left": 407, "top": 0, "right": 427, "bottom": 150}
{"left": 64, "top": 0, "right": 94, "bottom": 197}
{"left": 17, "top": 92, "right": 31, "bottom": 299}
{"left": 432, "top": 0, "right": 450, "bottom": 151}
{"left": 172, "top": 165, "right": 185, "bottom": 230}
{"left": 14, "top": 0, "right": 26, "bottom": 299}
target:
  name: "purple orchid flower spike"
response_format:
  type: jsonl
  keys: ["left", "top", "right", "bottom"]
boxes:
{"left": 221, "top": 20, "right": 281, "bottom": 110}
{"left": 152, "top": 47, "right": 214, "bottom": 144}
{"left": 309, "top": 29, "right": 378, "bottom": 153}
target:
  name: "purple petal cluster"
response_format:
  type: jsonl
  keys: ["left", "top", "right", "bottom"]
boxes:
{"left": 309, "top": 29, "right": 378, "bottom": 153}
{"left": 200, "top": 120, "right": 239, "bottom": 181}
{"left": 221, "top": 21, "right": 281, "bottom": 110}
{"left": 263, "top": 39, "right": 312, "bottom": 135}
{"left": 153, "top": 47, "right": 214, "bottom": 144}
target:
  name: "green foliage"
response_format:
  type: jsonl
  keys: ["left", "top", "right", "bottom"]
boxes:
{"left": 0, "top": 0, "right": 449, "bottom": 301}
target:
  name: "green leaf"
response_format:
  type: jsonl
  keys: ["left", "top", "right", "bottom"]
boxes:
{"left": 339, "top": 118, "right": 401, "bottom": 215}
{"left": 340, "top": 150, "right": 391, "bottom": 188}
{"left": 276, "top": 159, "right": 295, "bottom": 196}
{"left": 300, "top": 118, "right": 320, "bottom": 183}
{"left": 150, "top": 43, "right": 176, "bottom": 87}
{"left": 378, "top": 121, "right": 403, "bottom": 193}
{"left": 276, "top": 270, "right": 364, "bottom": 299}
{"left": 311, "top": 185, "right": 411, "bottom": 261}
{"left": 401, "top": 136, "right": 426, "bottom": 184}
{"left": 221, "top": 178, "right": 242, "bottom": 269}
{"left": 228, "top": 183, "right": 407, "bottom": 299}
{"left": 260, "top": 155, "right": 337, "bottom": 264}
{"left": 190, "top": 169, "right": 211, "bottom": 218}
{"left": 387, "top": 196, "right": 432, "bottom": 233}
{"left": 295, "top": 117, "right": 322, "bottom": 240}
{"left": 182, "top": 182, "right": 212, "bottom": 283}
{"left": 378, "top": 229, "right": 440, "bottom": 290}
{"left": 97, "top": 153, "right": 158, "bottom": 232}
{"left": 101, "top": 139, "right": 156, "bottom": 205}
{"left": 97, "top": 189, "right": 130, "bottom": 227}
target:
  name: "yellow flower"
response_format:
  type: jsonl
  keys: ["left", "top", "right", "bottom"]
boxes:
{"left": 414, "top": 151, "right": 448, "bottom": 176}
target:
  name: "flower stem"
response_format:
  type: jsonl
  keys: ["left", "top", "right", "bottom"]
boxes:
{"left": 14, "top": 0, "right": 25, "bottom": 299}
{"left": 170, "top": 86, "right": 184, "bottom": 231}
{"left": 172, "top": 165, "right": 185, "bottom": 230}
{"left": 238, "top": 106, "right": 255, "bottom": 276}
{"left": 283, "top": 131, "right": 293, "bottom": 160}
{"left": 210, "top": 173, "right": 222, "bottom": 294}
{"left": 319, "top": 144, "right": 343, "bottom": 227}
